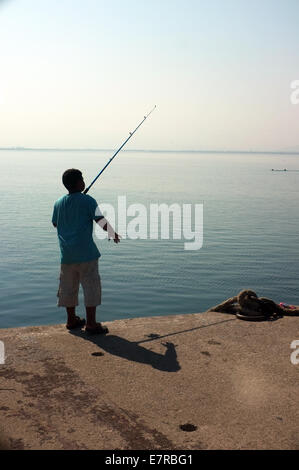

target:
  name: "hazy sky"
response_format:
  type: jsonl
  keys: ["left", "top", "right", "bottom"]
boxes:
{"left": 0, "top": 0, "right": 298, "bottom": 150}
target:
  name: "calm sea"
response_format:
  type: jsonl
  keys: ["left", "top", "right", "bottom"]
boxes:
{"left": 1, "top": 150, "right": 299, "bottom": 328}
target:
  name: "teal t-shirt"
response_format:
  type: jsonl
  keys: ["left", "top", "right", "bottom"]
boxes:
{"left": 52, "top": 192, "right": 103, "bottom": 264}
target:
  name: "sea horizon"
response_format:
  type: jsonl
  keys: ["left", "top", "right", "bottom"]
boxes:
{"left": 1, "top": 147, "right": 299, "bottom": 155}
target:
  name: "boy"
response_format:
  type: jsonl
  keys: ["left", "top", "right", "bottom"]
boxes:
{"left": 52, "top": 168, "right": 120, "bottom": 334}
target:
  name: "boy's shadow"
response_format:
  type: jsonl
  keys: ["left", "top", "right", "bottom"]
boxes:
{"left": 70, "top": 330, "right": 181, "bottom": 372}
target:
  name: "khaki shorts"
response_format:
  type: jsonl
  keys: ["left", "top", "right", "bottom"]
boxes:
{"left": 57, "top": 259, "right": 101, "bottom": 307}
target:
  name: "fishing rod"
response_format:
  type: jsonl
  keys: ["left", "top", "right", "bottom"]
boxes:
{"left": 84, "top": 105, "right": 156, "bottom": 194}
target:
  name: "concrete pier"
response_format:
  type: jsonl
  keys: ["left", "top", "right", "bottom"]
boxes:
{"left": 0, "top": 311, "right": 298, "bottom": 450}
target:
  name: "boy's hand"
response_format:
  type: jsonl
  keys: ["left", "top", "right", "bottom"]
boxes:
{"left": 98, "top": 218, "right": 121, "bottom": 243}
{"left": 113, "top": 233, "right": 121, "bottom": 244}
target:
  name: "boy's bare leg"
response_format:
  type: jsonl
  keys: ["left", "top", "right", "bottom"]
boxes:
{"left": 66, "top": 307, "right": 77, "bottom": 327}
{"left": 86, "top": 306, "right": 97, "bottom": 329}
{"left": 85, "top": 307, "right": 108, "bottom": 334}
{"left": 66, "top": 307, "right": 85, "bottom": 330}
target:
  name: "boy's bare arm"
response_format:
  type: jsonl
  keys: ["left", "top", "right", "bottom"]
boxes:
{"left": 52, "top": 219, "right": 120, "bottom": 243}
{"left": 96, "top": 217, "right": 120, "bottom": 244}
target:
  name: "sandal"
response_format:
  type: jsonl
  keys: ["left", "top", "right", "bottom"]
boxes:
{"left": 66, "top": 316, "right": 86, "bottom": 330}
{"left": 85, "top": 323, "right": 109, "bottom": 335}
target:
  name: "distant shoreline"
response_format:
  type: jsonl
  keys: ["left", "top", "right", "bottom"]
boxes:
{"left": 1, "top": 147, "right": 299, "bottom": 155}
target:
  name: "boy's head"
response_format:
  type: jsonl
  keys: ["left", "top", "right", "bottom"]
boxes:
{"left": 62, "top": 169, "right": 85, "bottom": 193}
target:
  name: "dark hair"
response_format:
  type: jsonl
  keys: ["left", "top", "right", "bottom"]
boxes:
{"left": 62, "top": 169, "right": 83, "bottom": 191}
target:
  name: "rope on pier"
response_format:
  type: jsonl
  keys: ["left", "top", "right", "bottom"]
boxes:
{"left": 208, "top": 289, "right": 299, "bottom": 321}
